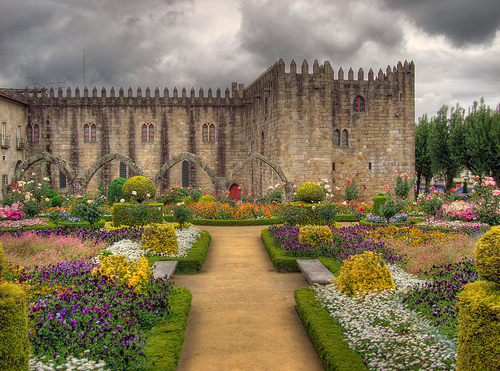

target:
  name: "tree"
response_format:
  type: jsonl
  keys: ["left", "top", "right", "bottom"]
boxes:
{"left": 429, "top": 105, "right": 462, "bottom": 191}
{"left": 464, "top": 99, "right": 500, "bottom": 186}
{"left": 415, "top": 115, "right": 434, "bottom": 196}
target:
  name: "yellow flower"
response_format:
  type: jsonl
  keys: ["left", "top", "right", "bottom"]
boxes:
{"left": 87, "top": 200, "right": 93, "bottom": 204}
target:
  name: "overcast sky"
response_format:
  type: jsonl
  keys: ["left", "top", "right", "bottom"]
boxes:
{"left": 1, "top": 0, "right": 499, "bottom": 120}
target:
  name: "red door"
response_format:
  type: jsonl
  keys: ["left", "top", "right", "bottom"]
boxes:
{"left": 229, "top": 184, "right": 241, "bottom": 200}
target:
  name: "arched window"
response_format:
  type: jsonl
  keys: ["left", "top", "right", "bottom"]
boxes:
{"left": 182, "top": 160, "right": 189, "bottom": 188}
{"left": 209, "top": 124, "right": 215, "bottom": 142}
{"left": 33, "top": 124, "right": 39, "bottom": 142}
{"left": 341, "top": 129, "right": 349, "bottom": 146}
{"left": 91, "top": 124, "right": 97, "bottom": 142}
{"left": 202, "top": 124, "right": 208, "bottom": 142}
{"left": 142, "top": 124, "right": 147, "bottom": 142}
{"left": 27, "top": 124, "right": 33, "bottom": 143}
{"left": 84, "top": 124, "right": 90, "bottom": 142}
{"left": 354, "top": 95, "right": 365, "bottom": 113}
{"left": 119, "top": 162, "right": 127, "bottom": 178}
{"left": 148, "top": 124, "right": 154, "bottom": 142}
{"left": 333, "top": 129, "right": 340, "bottom": 146}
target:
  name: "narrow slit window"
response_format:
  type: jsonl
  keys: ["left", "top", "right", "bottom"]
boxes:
{"left": 148, "top": 124, "right": 154, "bottom": 142}
{"left": 142, "top": 124, "right": 148, "bottom": 142}
{"left": 333, "top": 129, "right": 340, "bottom": 146}
{"left": 33, "top": 124, "right": 39, "bottom": 142}
{"left": 91, "top": 124, "right": 97, "bottom": 142}
{"left": 341, "top": 129, "right": 348, "bottom": 146}
{"left": 209, "top": 124, "right": 215, "bottom": 142}
{"left": 202, "top": 124, "right": 208, "bottom": 142}
{"left": 27, "top": 124, "right": 33, "bottom": 143}
{"left": 84, "top": 124, "right": 90, "bottom": 142}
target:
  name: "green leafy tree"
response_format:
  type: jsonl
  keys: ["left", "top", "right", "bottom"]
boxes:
{"left": 429, "top": 105, "right": 462, "bottom": 192}
{"left": 415, "top": 115, "right": 434, "bottom": 196}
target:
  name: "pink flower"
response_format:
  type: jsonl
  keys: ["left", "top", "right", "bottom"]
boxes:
{"left": 493, "top": 190, "right": 500, "bottom": 197}
{"left": 347, "top": 180, "right": 351, "bottom": 184}
{"left": 433, "top": 190, "right": 439, "bottom": 194}
{"left": 384, "top": 185, "right": 389, "bottom": 190}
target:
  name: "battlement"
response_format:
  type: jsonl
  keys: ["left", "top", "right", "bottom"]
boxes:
{"left": 24, "top": 82, "right": 246, "bottom": 105}
{"left": 245, "top": 58, "right": 414, "bottom": 98}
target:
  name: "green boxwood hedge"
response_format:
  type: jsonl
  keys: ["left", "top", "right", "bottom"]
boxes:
{"left": 295, "top": 287, "right": 367, "bottom": 370}
{"left": 146, "top": 230, "right": 211, "bottom": 274}
{"left": 144, "top": 287, "right": 192, "bottom": 370}
{"left": 261, "top": 228, "right": 340, "bottom": 274}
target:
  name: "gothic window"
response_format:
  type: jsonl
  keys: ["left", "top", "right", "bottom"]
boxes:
{"left": 149, "top": 124, "right": 154, "bottom": 142}
{"left": 202, "top": 124, "right": 208, "bottom": 142}
{"left": 119, "top": 162, "right": 127, "bottom": 178}
{"left": 354, "top": 95, "right": 365, "bottom": 113}
{"left": 59, "top": 171, "right": 67, "bottom": 188}
{"left": 182, "top": 160, "right": 189, "bottom": 187}
{"left": 209, "top": 124, "right": 215, "bottom": 142}
{"left": 333, "top": 129, "right": 340, "bottom": 146}
{"left": 27, "top": 124, "right": 33, "bottom": 143}
{"left": 84, "top": 124, "right": 90, "bottom": 142}
{"left": 341, "top": 129, "right": 349, "bottom": 146}
{"left": 91, "top": 124, "right": 97, "bottom": 142}
{"left": 33, "top": 124, "right": 39, "bottom": 142}
{"left": 142, "top": 124, "right": 148, "bottom": 142}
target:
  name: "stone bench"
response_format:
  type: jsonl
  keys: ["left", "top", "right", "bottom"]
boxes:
{"left": 297, "top": 259, "right": 335, "bottom": 285}
{"left": 152, "top": 260, "right": 178, "bottom": 280}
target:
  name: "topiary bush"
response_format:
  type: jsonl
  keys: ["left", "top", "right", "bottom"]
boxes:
{"left": 107, "top": 177, "right": 127, "bottom": 203}
{"left": 122, "top": 176, "right": 157, "bottom": 202}
{"left": 473, "top": 225, "right": 500, "bottom": 283}
{"left": 44, "top": 189, "right": 58, "bottom": 199}
{"left": 372, "top": 194, "right": 388, "bottom": 216}
{"left": 50, "top": 195, "right": 63, "bottom": 207}
{"left": 299, "top": 225, "right": 333, "bottom": 246}
{"left": 333, "top": 251, "right": 395, "bottom": 297}
{"left": 198, "top": 195, "right": 216, "bottom": 202}
{"left": 295, "top": 182, "right": 325, "bottom": 203}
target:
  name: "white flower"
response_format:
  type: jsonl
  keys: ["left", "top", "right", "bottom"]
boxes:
{"left": 131, "top": 190, "right": 137, "bottom": 196}
{"left": 146, "top": 193, "right": 151, "bottom": 198}
{"left": 120, "top": 199, "right": 125, "bottom": 203}
{"left": 31, "top": 172, "right": 36, "bottom": 176}
{"left": 43, "top": 177, "right": 50, "bottom": 182}
{"left": 45, "top": 198, "right": 50, "bottom": 202}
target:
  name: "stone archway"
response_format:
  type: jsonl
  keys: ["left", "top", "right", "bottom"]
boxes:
{"left": 229, "top": 153, "right": 294, "bottom": 199}
{"left": 77, "top": 153, "right": 143, "bottom": 194}
{"left": 155, "top": 152, "right": 219, "bottom": 191}
{"left": 13, "top": 152, "right": 76, "bottom": 193}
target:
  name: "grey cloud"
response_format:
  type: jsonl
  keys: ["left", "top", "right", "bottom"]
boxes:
{"left": 382, "top": 0, "right": 500, "bottom": 46}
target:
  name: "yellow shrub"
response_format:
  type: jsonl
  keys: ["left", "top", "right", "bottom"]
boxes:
{"left": 457, "top": 280, "right": 500, "bottom": 370}
{"left": 334, "top": 251, "right": 395, "bottom": 297}
{"left": 474, "top": 225, "right": 500, "bottom": 283}
{"left": 141, "top": 224, "right": 178, "bottom": 256}
{"left": 92, "top": 254, "right": 151, "bottom": 293}
{"left": 299, "top": 225, "right": 333, "bottom": 246}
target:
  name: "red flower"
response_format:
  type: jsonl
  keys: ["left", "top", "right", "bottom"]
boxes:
{"left": 355, "top": 173, "right": 359, "bottom": 176}
{"left": 359, "top": 207, "right": 364, "bottom": 212}
{"left": 301, "top": 204, "right": 304, "bottom": 207}
{"left": 363, "top": 186, "right": 367, "bottom": 189}
{"left": 347, "top": 180, "right": 351, "bottom": 184}
{"left": 10, "top": 182, "right": 16, "bottom": 186}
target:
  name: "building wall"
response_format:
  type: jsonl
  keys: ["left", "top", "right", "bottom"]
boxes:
{"left": 0, "top": 94, "right": 27, "bottom": 193}
{"left": 17, "top": 58, "right": 415, "bottom": 199}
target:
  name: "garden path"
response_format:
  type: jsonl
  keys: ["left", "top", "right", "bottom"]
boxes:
{"left": 173, "top": 225, "right": 325, "bottom": 371}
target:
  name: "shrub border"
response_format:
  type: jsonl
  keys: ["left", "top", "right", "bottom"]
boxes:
{"left": 261, "top": 228, "right": 340, "bottom": 274}
{"left": 163, "top": 215, "right": 282, "bottom": 226}
{"left": 359, "top": 219, "right": 418, "bottom": 226}
{"left": 144, "top": 287, "right": 192, "bottom": 371}
{"left": 145, "top": 230, "right": 211, "bottom": 274}
{"left": 295, "top": 287, "right": 367, "bottom": 371}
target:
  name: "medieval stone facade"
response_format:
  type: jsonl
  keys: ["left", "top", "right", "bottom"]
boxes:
{"left": 3, "top": 58, "right": 415, "bottom": 199}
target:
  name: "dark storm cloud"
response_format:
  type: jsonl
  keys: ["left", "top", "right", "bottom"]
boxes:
{"left": 0, "top": 0, "right": 192, "bottom": 88}
{"left": 238, "top": 0, "right": 404, "bottom": 68}
{"left": 382, "top": 0, "right": 500, "bottom": 46}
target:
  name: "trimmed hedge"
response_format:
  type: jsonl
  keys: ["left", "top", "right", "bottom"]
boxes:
{"left": 295, "top": 287, "right": 367, "bottom": 371}
{"left": 190, "top": 217, "right": 282, "bottom": 226}
{"left": 144, "top": 287, "right": 192, "bottom": 371}
{"left": 359, "top": 219, "right": 418, "bottom": 227}
{"left": 334, "top": 214, "right": 358, "bottom": 222}
{"left": 146, "top": 230, "right": 211, "bottom": 274}
{"left": 261, "top": 228, "right": 340, "bottom": 273}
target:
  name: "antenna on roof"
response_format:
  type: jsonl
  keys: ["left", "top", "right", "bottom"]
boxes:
{"left": 44, "top": 81, "right": 66, "bottom": 88}
{"left": 27, "top": 77, "right": 40, "bottom": 89}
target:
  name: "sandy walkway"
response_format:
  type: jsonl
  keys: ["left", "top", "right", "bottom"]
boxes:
{"left": 173, "top": 225, "right": 325, "bottom": 371}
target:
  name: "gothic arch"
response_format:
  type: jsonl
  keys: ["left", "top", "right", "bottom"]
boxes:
{"left": 155, "top": 152, "right": 218, "bottom": 188}
{"left": 78, "top": 153, "right": 144, "bottom": 192}
{"left": 13, "top": 152, "right": 75, "bottom": 189}
{"left": 229, "top": 152, "right": 293, "bottom": 198}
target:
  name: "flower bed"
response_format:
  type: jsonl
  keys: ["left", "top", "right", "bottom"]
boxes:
{"left": 1, "top": 225, "right": 204, "bottom": 370}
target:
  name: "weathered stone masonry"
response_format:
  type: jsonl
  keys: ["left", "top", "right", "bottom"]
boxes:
{"left": 14, "top": 58, "right": 415, "bottom": 198}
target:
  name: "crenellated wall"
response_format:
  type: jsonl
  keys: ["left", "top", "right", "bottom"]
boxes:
{"left": 9, "top": 58, "right": 414, "bottom": 199}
